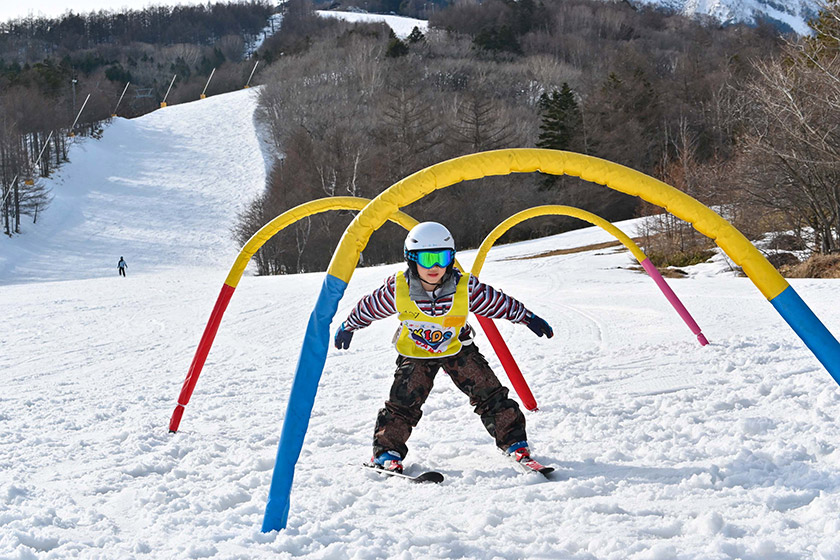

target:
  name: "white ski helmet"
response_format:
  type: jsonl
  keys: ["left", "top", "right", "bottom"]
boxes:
{"left": 404, "top": 222, "right": 455, "bottom": 254}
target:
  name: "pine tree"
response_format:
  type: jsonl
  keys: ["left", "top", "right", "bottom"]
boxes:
{"left": 536, "top": 83, "right": 584, "bottom": 189}
{"left": 536, "top": 83, "right": 583, "bottom": 152}
{"left": 473, "top": 26, "right": 522, "bottom": 55}
{"left": 386, "top": 38, "right": 409, "bottom": 58}
{"left": 407, "top": 26, "right": 425, "bottom": 44}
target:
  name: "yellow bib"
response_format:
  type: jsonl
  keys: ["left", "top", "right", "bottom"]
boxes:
{"left": 394, "top": 271, "right": 469, "bottom": 358}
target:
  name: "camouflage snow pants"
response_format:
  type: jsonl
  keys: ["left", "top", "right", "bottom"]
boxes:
{"left": 373, "top": 343, "right": 527, "bottom": 460}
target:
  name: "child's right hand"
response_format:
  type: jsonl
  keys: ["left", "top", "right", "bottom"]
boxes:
{"left": 334, "top": 323, "right": 354, "bottom": 349}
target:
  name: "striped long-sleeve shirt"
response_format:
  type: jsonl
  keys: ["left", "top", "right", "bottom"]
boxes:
{"left": 343, "top": 269, "right": 532, "bottom": 341}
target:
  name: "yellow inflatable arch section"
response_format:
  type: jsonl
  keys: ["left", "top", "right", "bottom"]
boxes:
{"left": 226, "top": 197, "right": 420, "bottom": 287}
{"left": 471, "top": 204, "right": 647, "bottom": 273}
{"left": 466, "top": 204, "right": 708, "bottom": 414}
{"left": 263, "top": 149, "right": 840, "bottom": 532}
{"left": 330, "top": 150, "right": 782, "bottom": 294}
{"left": 169, "top": 197, "right": 420, "bottom": 433}
{"left": 471, "top": 205, "right": 708, "bottom": 346}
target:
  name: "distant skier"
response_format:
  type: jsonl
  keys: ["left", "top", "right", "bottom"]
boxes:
{"left": 118, "top": 257, "right": 127, "bottom": 277}
{"left": 334, "top": 222, "right": 554, "bottom": 474}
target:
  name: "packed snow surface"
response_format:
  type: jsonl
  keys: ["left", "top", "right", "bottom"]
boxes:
{"left": 0, "top": 88, "right": 270, "bottom": 284}
{"left": 315, "top": 10, "right": 428, "bottom": 38}
{"left": 3, "top": 87, "right": 840, "bottom": 560}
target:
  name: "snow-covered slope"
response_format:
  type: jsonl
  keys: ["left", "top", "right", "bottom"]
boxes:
{"left": 0, "top": 87, "right": 270, "bottom": 285}
{"left": 316, "top": 10, "right": 428, "bottom": 38}
{"left": 2, "top": 87, "right": 840, "bottom": 559}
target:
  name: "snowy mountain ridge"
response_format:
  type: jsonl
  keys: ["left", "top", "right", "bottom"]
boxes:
{"left": 631, "top": 0, "right": 818, "bottom": 33}
{"left": 320, "top": 0, "right": 817, "bottom": 35}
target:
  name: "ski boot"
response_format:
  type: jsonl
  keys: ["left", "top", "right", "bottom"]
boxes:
{"left": 371, "top": 450, "right": 403, "bottom": 474}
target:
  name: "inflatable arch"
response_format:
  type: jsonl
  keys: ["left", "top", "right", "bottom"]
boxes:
{"left": 171, "top": 196, "right": 689, "bottom": 429}
{"left": 473, "top": 205, "right": 708, "bottom": 346}
{"left": 168, "top": 195, "right": 529, "bottom": 432}
{"left": 469, "top": 204, "right": 709, "bottom": 412}
{"left": 262, "top": 148, "right": 840, "bottom": 532}
{"left": 169, "top": 197, "right": 421, "bottom": 433}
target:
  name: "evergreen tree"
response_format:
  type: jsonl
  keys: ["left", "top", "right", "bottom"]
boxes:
{"left": 536, "top": 83, "right": 583, "bottom": 152}
{"left": 473, "top": 25, "right": 521, "bottom": 55}
{"left": 536, "top": 83, "right": 584, "bottom": 189}
{"left": 407, "top": 26, "right": 425, "bottom": 44}
{"left": 105, "top": 64, "right": 132, "bottom": 83}
{"left": 386, "top": 38, "right": 409, "bottom": 58}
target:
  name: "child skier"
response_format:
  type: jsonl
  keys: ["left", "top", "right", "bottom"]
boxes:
{"left": 334, "top": 222, "right": 554, "bottom": 474}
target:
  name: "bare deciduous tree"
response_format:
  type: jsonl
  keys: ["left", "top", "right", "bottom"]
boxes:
{"left": 735, "top": 32, "right": 840, "bottom": 253}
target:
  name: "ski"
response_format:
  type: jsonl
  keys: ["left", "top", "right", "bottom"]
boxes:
{"left": 363, "top": 462, "right": 444, "bottom": 484}
{"left": 512, "top": 456, "right": 555, "bottom": 477}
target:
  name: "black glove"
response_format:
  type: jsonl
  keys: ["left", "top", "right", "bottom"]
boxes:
{"left": 334, "top": 322, "right": 353, "bottom": 349}
{"left": 525, "top": 313, "right": 554, "bottom": 338}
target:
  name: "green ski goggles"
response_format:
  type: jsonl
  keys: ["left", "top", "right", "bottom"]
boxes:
{"left": 406, "top": 248, "right": 455, "bottom": 269}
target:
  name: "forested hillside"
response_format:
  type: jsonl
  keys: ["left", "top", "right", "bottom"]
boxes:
{"left": 239, "top": 0, "right": 796, "bottom": 274}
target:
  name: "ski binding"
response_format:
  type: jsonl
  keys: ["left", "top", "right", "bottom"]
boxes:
{"left": 363, "top": 462, "right": 444, "bottom": 484}
{"left": 513, "top": 456, "right": 555, "bottom": 477}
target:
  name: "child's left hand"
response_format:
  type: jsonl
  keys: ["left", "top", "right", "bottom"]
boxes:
{"left": 525, "top": 313, "right": 554, "bottom": 338}
{"left": 334, "top": 323, "right": 354, "bottom": 349}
